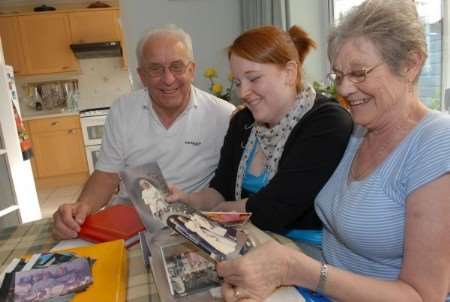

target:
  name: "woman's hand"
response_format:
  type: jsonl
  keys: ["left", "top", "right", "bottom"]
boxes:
{"left": 212, "top": 199, "right": 247, "bottom": 212}
{"left": 166, "top": 185, "right": 190, "bottom": 204}
{"left": 216, "top": 241, "right": 289, "bottom": 301}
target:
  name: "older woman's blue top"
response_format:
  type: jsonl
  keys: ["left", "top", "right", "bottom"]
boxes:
{"left": 315, "top": 110, "right": 450, "bottom": 294}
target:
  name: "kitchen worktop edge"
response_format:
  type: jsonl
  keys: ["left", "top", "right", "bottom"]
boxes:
{"left": 22, "top": 111, "right": 80, "bottom": 121}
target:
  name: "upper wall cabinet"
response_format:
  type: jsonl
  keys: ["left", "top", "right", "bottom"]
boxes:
{"left": 0, "top": 8, "right": 126, "bottom": 76}
{"left": 0, "top": 16, "right": 27, "bottom": 75}
{"left": 69, "top": 9, "right": 121, "bottom": 43}
{"left": 19, "top": 13, "right": 79, "bottom": 75}
{"left": 114, "top": 9, "right": 128, "bottom": 68}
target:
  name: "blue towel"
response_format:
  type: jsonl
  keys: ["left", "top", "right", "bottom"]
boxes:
{"left": 282, "top": 229, "right": 323, "bottom": 246}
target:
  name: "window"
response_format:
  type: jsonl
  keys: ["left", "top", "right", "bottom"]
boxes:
{"left": 331, "top": 0, "right": 446, "bottom": 110}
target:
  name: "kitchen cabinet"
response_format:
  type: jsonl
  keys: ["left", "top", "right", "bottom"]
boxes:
{"left": 69, "top": 9, "right": 121, "bottom": 43}
{"left": 114, "top": 9, "right": 128, "bottom": 69}
{"left": 0, "top": 16, "right": 27, "bottom": 75}
{"left": 1, "top": 7, "right": 127, "bottom": 76}
{"left": 70, "top": 8, "right": 127, "bottom": 68}
{"left": 27, "top": 115, "right": 88, "bottom": 188}
{"left": 19, "top": 13, "right": 79, "bottom": 75}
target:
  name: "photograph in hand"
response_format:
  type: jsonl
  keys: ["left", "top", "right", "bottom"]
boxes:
{"left": 139, "top": 178, "right": 168, "bottom": 221}
{"left": 202, "top": 211, "right": 252, "bottom": 227}
{"left": 167, "top": 214, "right": 237, "bottom": 260}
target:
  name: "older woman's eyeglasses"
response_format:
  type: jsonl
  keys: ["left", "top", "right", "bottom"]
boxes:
{"left": 327, "top": 62, "right": 384, "bottom": 85}
{"left": 142, "top": 60, "right": 191, "bottom": 78}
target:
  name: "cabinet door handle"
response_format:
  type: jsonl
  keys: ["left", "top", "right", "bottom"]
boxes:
{"left": 68, "top": 129, "right": 74, "bottom": 134}
{"left": 62, "top": 66, "right": 69, "bottom": 70}
{"left": 51, "top": 122, "right": 58, "bottom": 126}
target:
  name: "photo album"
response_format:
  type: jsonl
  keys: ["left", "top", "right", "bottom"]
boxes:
{"left": 119, "top": 162, "right": 255, "bottom": 300}
{"left": 120, "top": 162, "right": 254, "bottom": 263}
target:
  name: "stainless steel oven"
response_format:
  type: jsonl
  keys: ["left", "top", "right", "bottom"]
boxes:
{"left": 79, "top": 107, "right": 109, "bottom": 174}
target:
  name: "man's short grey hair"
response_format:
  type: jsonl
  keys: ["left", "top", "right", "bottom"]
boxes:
{"left": 136, "top": 24, "right": 194, "bottom": 67}
{"left": 328, "top": 0, "right": 427, "bottom": 82}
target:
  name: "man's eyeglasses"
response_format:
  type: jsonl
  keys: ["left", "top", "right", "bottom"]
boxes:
{"left": 142, "top": 60, "right": 191, "bottom": 78}
{"left": 327, "top": 62, "right": 384, "bottom": 85}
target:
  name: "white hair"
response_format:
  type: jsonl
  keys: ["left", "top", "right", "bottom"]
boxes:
{"left": 328, "top": 0, "right": 427, "bottom": 82}
{"left": 136, "top": 24, "right": 194, "bottom": 67}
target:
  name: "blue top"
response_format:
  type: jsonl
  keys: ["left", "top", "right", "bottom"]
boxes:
{"left": 242, "top": 141, "right": 269, "bottom": 194}
{"left": 316, "top": 111, "right": 450, "bottom": 283}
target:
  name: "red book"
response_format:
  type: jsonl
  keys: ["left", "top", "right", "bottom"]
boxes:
{"left": 79, "top": 204, "right": 145, "bottom": 248}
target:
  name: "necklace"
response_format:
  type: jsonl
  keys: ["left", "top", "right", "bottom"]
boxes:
{"left": 350, "top": 122, "right": 418, "bottom": 181}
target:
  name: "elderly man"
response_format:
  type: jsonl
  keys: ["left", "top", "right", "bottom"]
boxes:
{"left": 53, "top": 24, "right": 235, "bottom": 239}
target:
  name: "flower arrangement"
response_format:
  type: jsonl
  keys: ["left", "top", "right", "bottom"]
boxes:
{"left": 203, "top": 67, "right": 234, "bottom": 102}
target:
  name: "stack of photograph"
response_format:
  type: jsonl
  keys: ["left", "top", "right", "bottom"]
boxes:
{"left": 0, "top": 252, "right": 94, "bottom": 302}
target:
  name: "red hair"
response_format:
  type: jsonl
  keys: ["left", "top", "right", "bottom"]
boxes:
{"left": 228, "top": 25, "right": 316, "bottom": 91}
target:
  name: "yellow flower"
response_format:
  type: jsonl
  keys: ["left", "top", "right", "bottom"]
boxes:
{"left": 203, "top": 67, "right": 218, "bottom": 78}
{"left": 203, "top": 66, "right": 234, "bottom": 102}
{"left": 211, "top": 83, "right": 223, "bottom": 95}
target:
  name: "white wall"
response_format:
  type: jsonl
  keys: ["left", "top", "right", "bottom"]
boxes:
{"left": 288, "top": 0, "right": 330, "bottom": 84}
{"left": 118, "top": 0, "right": 241, "bottom": 91}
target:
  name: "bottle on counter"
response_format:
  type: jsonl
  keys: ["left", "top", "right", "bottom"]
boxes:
{"left": 32, "top": 86, "right": 43, "bottom": 111}
{"left": 67, "top": 91, "right": 80, "bottom": 112}
{"left": 65, "top": 82, "right": 79, "bottom": 112}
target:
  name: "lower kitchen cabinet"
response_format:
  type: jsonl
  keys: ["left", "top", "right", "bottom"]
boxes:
{"left": 25, "top": 115, "right": 89, "bottom": 188}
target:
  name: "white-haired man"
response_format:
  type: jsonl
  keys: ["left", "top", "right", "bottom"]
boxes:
{"left": 53, "top": 25, "right": 235, "bottom": 239}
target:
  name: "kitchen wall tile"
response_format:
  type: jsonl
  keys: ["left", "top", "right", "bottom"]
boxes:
{"left": 16, "top": 57, "right": 131, "bottom": 112}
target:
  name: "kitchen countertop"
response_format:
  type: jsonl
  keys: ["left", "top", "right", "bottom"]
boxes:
{"left": 22, "top": 108, "right": 79, "bottom": 121}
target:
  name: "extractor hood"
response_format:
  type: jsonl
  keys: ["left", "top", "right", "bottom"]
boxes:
{"left": 70, "top": 41, "right": 122, "bottom": 59}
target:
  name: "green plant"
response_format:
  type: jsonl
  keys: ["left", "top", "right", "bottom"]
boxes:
{"left": 313, "top": 81, "right": 349, "bottom": 110}
{"left": 313, "top": 81, "right": 337, "bottom": 97}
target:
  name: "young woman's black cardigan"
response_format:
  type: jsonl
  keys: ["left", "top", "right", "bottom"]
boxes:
{"left": 209, "top": 94, "right": 353, "bottom": 233}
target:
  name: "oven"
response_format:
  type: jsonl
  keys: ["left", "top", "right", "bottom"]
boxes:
{"left": 85, "top": 144, "right": 101, "bottom": 174}
{"left": 79, "top": 107, "right": 109, "bottom": 174}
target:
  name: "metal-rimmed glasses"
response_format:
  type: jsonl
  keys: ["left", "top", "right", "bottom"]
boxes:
{"left": 141, "top": 60, "right": 192, "bottom": 78}
{"left": 327, "top": 62, "right": 384, "bottom": 85}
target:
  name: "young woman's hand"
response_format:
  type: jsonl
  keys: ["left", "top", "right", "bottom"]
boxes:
{"left": 166, "top": 185, "right": 190, "bottom": 204}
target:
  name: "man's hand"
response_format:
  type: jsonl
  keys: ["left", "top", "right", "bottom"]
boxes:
{"left": 52, "top": 170, "right": 120, "bottom": 240}
{"left": 52, "top": 202, "right": 91, "bottom": 240}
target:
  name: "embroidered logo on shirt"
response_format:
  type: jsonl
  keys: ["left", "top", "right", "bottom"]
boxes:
{"left": 185, "top": 141, "right": 201, "bottom": 146}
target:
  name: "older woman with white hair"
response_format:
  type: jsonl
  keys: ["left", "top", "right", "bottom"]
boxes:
{"left": 216, "top": 1, "right": 450, "bottom": 301}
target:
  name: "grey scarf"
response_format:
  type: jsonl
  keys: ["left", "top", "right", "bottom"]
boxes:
{"left": 235, "top": 84, "right": 316, "bottom": 200}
